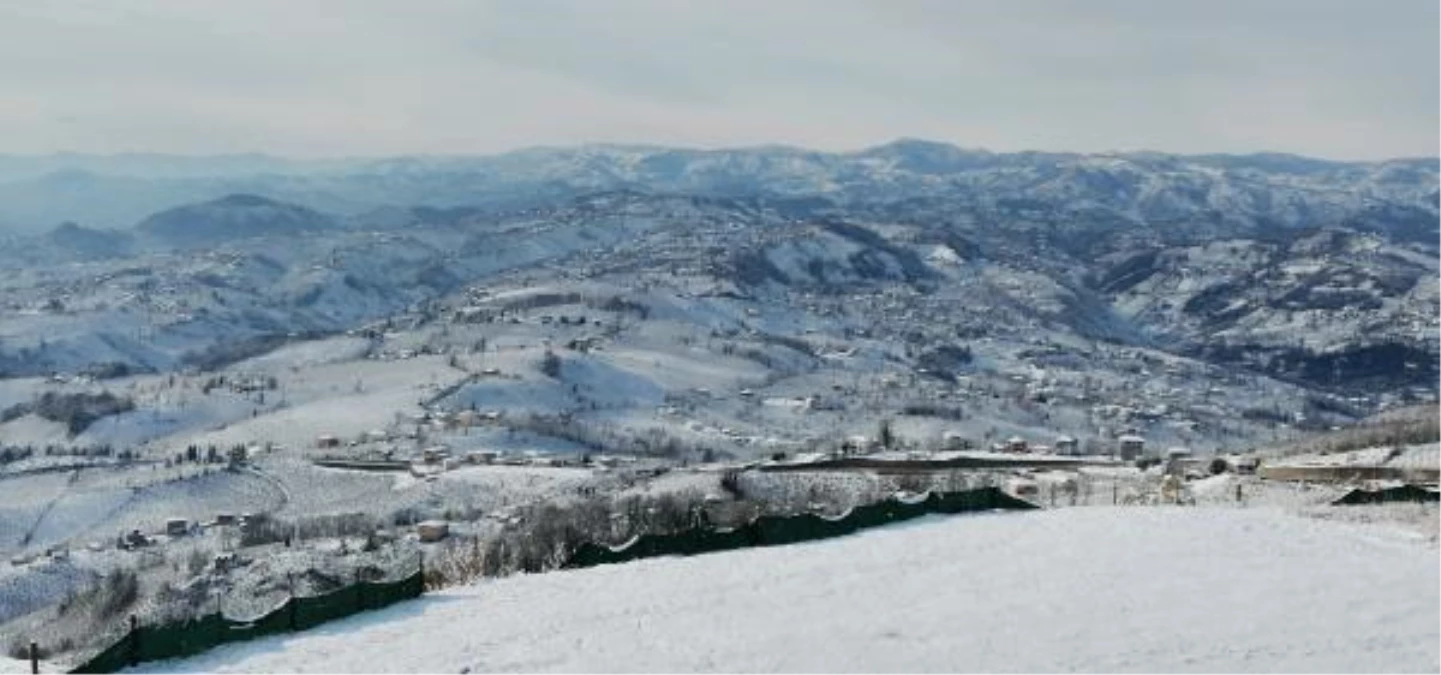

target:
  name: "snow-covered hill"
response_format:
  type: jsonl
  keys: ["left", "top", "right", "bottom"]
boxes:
{"left": 130, "top": 507, "right": 1438, "bottom": 674}
{"left": 0, "top": 184, "right": 1434, "bottom": 465}
{"left": 134, "top": 194, "right": 339, "bottom": 249}
{"left": 0, "top": 141, "right": 1435, "bottom": 675}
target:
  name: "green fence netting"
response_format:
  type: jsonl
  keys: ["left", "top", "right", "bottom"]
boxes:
{"left": 1332, "top": 484, "right": 1440, "bottom": 506}
{"left": 673, "top": 525, "right": 757, "bottom": 556}
{"left": 359, "top": 574, "right": 425, "bottom": 609}
{"left": 564, "top": 486, "right": 1039, "bottom": 570}
{"left": 292, "top": 585, "right": 362, "bottom": 631}
{"left": 845, "top": 501, "right": 897, "bottom": 530}
{"left": 134, "top": 613, "right": 226, "bottom": 663}
{"left": 878, "top": 492, "right": 933, "bottom": 523}
{"left": 632, "top": 533, "right": 677, "bottom": 560}
{"left": 70, "top": 486, "right": 1034, "bottom": 672}
{"left": 981, "top": 486, "right": 1043, "bottom": 511}
{"left": 220, "top": 601, "right": 293, "bottom": 644}
{"left": 752, "top": 511, "right": 861, "bottom": 546}
{"left": 68, "top": 567, "right": 424, "bottom": 674}
{"left": 569, "top": 535, "right": 646, "bottom": 568}
{"left": 67, "top": 635, "right": 132, "bottom": 675}
{"left": 929, "top": 488, "right": 992, "bottom": 513}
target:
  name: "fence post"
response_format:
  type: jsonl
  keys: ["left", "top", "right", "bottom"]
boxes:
{"left": 128, "top": 615, "right": 139, "bottom": 667}
{"left": 287, "top": 574, "right": 297, "bottom": 631}
{"left": 28, "top": 641, "right": 37, "bottom": 674}
{"left": 1112, "top": 482, "right": 1118, "bottom": 505}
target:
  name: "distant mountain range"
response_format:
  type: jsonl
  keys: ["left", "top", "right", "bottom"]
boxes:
{"left": 0, "top": 140, "right": 1434, "bottom": 409}
{"left": 0, "top": 140, "right": 1434, "bottom": 235}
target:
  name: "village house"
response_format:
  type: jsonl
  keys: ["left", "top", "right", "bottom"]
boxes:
{"left": 1118, "top": 434, "right": 1146, "bottom": 461}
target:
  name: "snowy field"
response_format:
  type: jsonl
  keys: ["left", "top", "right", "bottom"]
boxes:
{"left": 132, "top": 507, "right": 1437, "bottom": 674}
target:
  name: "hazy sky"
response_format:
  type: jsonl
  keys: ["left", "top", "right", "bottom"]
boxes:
{"left": 1, "top": 0, "right": 1436, "bottom": 159}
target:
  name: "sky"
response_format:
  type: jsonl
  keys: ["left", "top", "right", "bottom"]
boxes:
{"left": 0, "top": 0, "right": 1436, "bottom": 160}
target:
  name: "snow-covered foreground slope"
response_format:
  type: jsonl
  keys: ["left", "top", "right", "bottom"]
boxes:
{"left": 137, "top": 508, "right": 1437, "bottom": 674}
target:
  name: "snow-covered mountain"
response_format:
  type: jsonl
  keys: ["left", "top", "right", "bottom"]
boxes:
{"left": 0, "top": 141, "right": 1433, "bottom": 234}
{"left": 2, "top": 188, "right": 1434, "bottom": 396}
{"left": 0, "top": 142, "right": 1434, "bottom": 458}
{"left": 3, "top": 142, "right": 1437, "bottom": 675}
{"left": 134, "top": 194, "right": 339, "bottom": 249}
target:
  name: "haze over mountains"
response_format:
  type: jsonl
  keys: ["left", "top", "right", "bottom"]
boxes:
{"left": 0, "top": 139, "right": 1435, "bottom": 457}
{"left": 1, "top": 140, "right": 1436, "bottom": 674}
{"left": 4, "top": 1, "right": 1438, "bottom": 668}
{"left": 0, "top": 139, "right": 1435, "bottom": 236}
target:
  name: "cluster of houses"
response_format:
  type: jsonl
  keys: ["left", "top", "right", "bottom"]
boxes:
{"left": 412, "top": 445, "right": 636, "bottom": 472}
{"left": 980, "top": 433, "right": 1145, "bottom": 459}
{"left": 314, "top": 409, "right": 506, "bottom": 451}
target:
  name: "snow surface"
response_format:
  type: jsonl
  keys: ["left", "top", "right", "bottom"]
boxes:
{"left": 0, "top": 414, "right": 70, "bottom": 446}
{"left": 135, "top": 508, "right": 1437, "bottom": 674}
{"left": 226, "top": 336, "right": 372, "bottom": 373}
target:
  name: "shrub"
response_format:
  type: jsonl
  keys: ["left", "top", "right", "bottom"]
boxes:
{"left": 57, "top": 568, "right": 141, "bottom": 622}
{"left": 878, "top": 418, "right": 896, "bottom": 450}
{"left": 297, "top": 513, "right": 377, "bottom": 540}
{"left": 186, "top": 548, "right": 209, "bottom": 576}
{"left": 720, "top": 471, "right": 744, "bottom": 499}
{"left": 8, "top": 391, "right": 136, "bottom": 435}
{"left": 539, "top": 351, "right": 562, "bottom": 378}
{"left": 6, "top": 636, "right": 70, "bottom": 661}
{"left": 916, "top": 344, "right": 973, "bottom": 379}
{"left": 894, "top": 473, "right": 932, "bottom": 494}
{"left": 240, "top": 513, "right": 291, "bottom": 547}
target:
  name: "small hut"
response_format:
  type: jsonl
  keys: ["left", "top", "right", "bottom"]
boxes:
{"left": 422, "top": 446, "right": 450, "bottom": 464}
{"left": 417, "top": 520, "right": 450, "bottom": 543}
{"left": 1118, "top": 435, "right": 1146, "bottom": 461}
{"left": 942, "top": 431, "right": 972, "bottom": 451}
{"left": 1163, "top": 447, "right": 1193, "bottom": 476}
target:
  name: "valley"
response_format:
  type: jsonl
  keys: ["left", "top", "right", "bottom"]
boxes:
{"left": 0, "top": 142, "right": 1435, "bottom": 670}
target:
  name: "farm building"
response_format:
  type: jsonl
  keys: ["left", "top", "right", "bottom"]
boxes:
{"left": 417, "top": 521, "right": 450, "bottom": 543}
{"left": 1118, "top": 435, "right": 1145, "bottom": 461}
{"left": 942, "top": 431, "right": 972, "bottom": 451}
{"left": 422, "top": 446, "right": 450, "bottom": 464}
{"left": 841, "top": 435, "right": 876, "bottom": 455}
{"left": 1054, "top": 435, "right": 1079, "bottom": 455}
{"left": 1163, "top": 448, "right": 1196, "bottom": 477}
